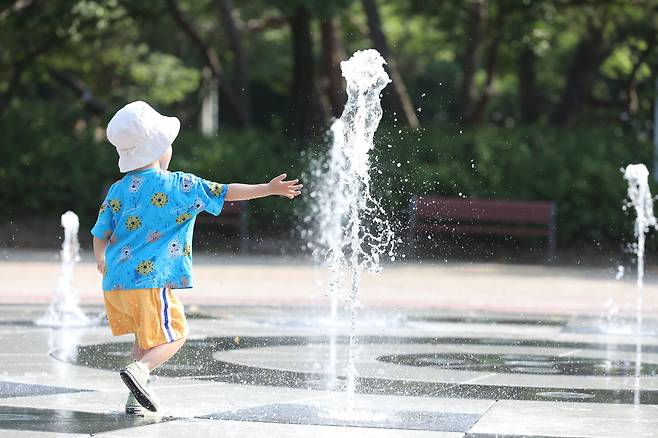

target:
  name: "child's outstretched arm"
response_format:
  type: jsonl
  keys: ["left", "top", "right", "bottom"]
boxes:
{"left": 225, "top": 173, "right": 302, "bottom": 201}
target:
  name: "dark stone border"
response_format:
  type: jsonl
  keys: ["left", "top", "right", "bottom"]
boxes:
{"left": 0, "top": 381, "right": 86, "bottom": 399}
{"left": 203, "top": 403, "right": 479, "bottom": 432}
{"left": 64, "top": 335, "right": 658, "bottom": 404}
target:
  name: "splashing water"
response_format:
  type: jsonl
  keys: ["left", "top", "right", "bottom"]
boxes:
{"left": 308, "top": 49, "right": 396, "bottom": 409}
{"left": 615, "top": 265, "right": 625, "bottom": 280}
{"left": 624, "top": 164, "right": 657, "bottom": 288}
{"left": 622, "top": 164, "right": 657, "bottom": 404}
{"left": 36, "top": 211, "right": 92, "bottom": 328}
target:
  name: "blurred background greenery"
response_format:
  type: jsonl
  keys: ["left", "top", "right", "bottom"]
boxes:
{"left": 1, "top": 0, "right": 657, "bottom": 259}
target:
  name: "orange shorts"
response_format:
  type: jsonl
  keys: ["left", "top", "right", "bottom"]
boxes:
{"left": 103, "top": 288, "right": 189, "bottom": 350}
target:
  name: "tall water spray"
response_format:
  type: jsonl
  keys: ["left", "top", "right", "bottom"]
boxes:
{"left": 36, "top": 211, "right": 91, "bottom": 327}
{"left": 309, "top": 49, "right": 396, "bottom": 408}
{"left": 623, "top": 164, "right": 657, "bottom": 404}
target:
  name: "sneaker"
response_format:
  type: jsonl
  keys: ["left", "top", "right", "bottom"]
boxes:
{"left": 120, "top": 361, "right": 160, "bottom": 412}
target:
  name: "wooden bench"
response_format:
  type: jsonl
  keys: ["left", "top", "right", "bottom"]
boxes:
{"left": 195, "top": 201, "right": 250, "bottom": 252}
{"left": 407, "top": 196, "right": 557, "bottom": 261}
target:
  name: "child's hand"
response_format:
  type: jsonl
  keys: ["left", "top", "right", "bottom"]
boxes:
{"left": 268, "top": 174, "right": 303, "bottom": 199}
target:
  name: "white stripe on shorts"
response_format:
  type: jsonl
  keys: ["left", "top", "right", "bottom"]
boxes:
{"left": 160, "top": 288, "right": 174, "bottom": 343}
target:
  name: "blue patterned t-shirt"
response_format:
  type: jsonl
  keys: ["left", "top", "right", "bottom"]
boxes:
{"left": 91, "top": 167, "right": 227, "bottom": 291}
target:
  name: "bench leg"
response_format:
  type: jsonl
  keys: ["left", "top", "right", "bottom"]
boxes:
{"left": 546, "top": 203, "right": 557, "bottom": 263}
{"left": 406, "top": 197, "right": 417, "bottom": 259}
{"left": 239, "top": 202, "right": 250, "bottom": 254}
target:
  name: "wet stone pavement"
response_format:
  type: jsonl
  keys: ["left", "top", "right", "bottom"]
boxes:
{"left": 1, "top": 305, "right": 658, "bottom": 437}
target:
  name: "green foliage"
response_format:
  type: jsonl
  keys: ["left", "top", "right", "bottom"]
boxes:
{"left": 173, "top": 130, "right": 301, "bottom": 229}
{"left": 371, "top": 125, "right": 653, "bottom": 246}
{"left": 128, "top": 52, "right": 201, "bottom": 105}
{"left": 0, "top": 102, "right": 116, "bottom": 223}
{"left": 0, "top": 100, "right": 652, "bottom": 248}
{"left": 2, "top": 0, "right": 658, "bottom": 251}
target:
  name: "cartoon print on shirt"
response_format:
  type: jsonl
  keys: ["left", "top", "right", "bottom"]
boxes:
{"left": 92, "top": 170, "right": 227, "bottom": 291}
{"left": 125, "top": 216, "right": 142, "bottom": 231}
{"left": 176, "top": 212, "right": 192, "bottom": 224}
{"left": 167, "top": 239, "right": 183, "bottom": 257}
{"left": 181, "top": 174, "right": 193, "bottom": 193}
{"left": 151, "top": 192, "right": 168, "bottom": 207}
{"left": 193, "top": 197, "right": 205, "bottom": 211}
{"left": 109, "top": 199, "right": 122, "bottom": 213}
{"left": 210, "top": 182, "right": 224, "bottom": 196}
{"left": 128, "top": 176, "right": 144, "bottom": 193}
{"left": 136, "top": 260, "right": 154, "bottom": 275}
{"left": 146, "top": 230, "right": 161, "bottom": 243}
{"left": 119, "top": 245, "right": 132, "bottom": 262}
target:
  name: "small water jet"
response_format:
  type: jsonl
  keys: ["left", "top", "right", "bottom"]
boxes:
{"left": 36, "top": 211, "right": 93, "bottom": 328}
{"left": 622, "top": 164, "right": 657, "bottom": 404}
{"left": 309, "top": 49, "right": 396, "bottom": 408}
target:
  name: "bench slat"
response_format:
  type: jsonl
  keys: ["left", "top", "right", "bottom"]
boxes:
{"left": 416, "top": 196, "right": 553, "bottom": 224}
{"left": 417, "top": 223, "right": 551, "bottom": 237}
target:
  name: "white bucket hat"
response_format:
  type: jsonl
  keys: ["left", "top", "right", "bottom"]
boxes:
{"left": 106, "top": 101, "right": 180, "bottom": 173}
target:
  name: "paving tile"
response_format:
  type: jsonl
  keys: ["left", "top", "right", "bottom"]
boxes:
{"left": 468, "top": 400, "right": 658, "bottom": 437}
{"left": 97, "top": 418, "right": 464, "bottom": 438}
{"left": 202, "top": 403, "right": 479, "bottom": 432}
{"left": 0, "top": 381, "right": 85, "bottom": 399}
{"left": 2, "top": 304, "right": 658, "bottom": 436}
{"left": 0, "top": 405, "right": 171, "bottom": 434}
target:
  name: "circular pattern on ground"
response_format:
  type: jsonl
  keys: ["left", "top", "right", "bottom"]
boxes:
{"left": 376, "top": 352, "right": 658, "bottom": 376}
{"left": 63, "top": 333, "right": 658, "bottom": 404}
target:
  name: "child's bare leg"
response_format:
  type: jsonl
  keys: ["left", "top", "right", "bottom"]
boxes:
{"left": 139, "top": 337, "right": 187, "bottom": 371}
{"left": 132, "top": 339, "right": 147, "bottom": 361}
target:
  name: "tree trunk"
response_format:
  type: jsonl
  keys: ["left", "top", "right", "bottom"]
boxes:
{"left": 216, "top": 0, "right": 251, "bottom": 122}
{"left": 518, "top": 46, "right": 539, "bottom": 124}
{"left": 550, "top": 22, "right": 611, "bottom": 127}
{"left": 625, "top": 29, "right": 657, "bottom": 114}
{"left": 320, "top": 18, "right": 346, "bottom": 118}
{"left": 361, "top": 0, "right": 419, "bottom": 128}
{"left": 467, "top": 3, "right": 506, "bottom": 124}
{"left": 165, "top": 0, "right": 249, "bottom": 127}
{"left": 49, "top": 69, "right": 108, "bottom": 115}
{"left": 458, "top": 0, "right": 483, "bottom": 123}
{"left": 287, "top": 5, "right": 323, "bottom": 141}
{"left": 0, "top": 63, "right": 26, "bottom": 118}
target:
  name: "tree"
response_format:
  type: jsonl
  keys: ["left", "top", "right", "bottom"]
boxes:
{"left": 0, "top": 1, "right": 69, "bottom": 117}
{"left": 320, "top": 17, "right": 346, "bottom": 118}
{"left": 216, "top": 0, "right": 250, "bottom": 119}
{"left": 454, "top": 0, "right": 509, "bottom": 125}
{"left": 549, "top": 13, "right": 613, "bottom": 127}
{"left": 287, "top": 4, "right": 324, "bottom": 141}
{"left": 164, "top": 0, "right": 250, "bottom": 127}
{"left": 548, "top": 2, "right": 658, "bottom": 126}
{"left": 361, "top": 0, "right": 419, "bottom": 128}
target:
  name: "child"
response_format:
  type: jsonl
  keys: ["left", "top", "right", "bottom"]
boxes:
{"left": 91, "top": 101, "right": 302, "bottom": 415}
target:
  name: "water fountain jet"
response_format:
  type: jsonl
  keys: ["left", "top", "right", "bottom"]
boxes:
{"left": 622, "top": 164, "right": 657, "bottom": 404}
{"left": 309, "top": 49, "right": 396, "bottom": 409}
{"left": 36, "top": 211, "right": 94, "bottom": 328}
